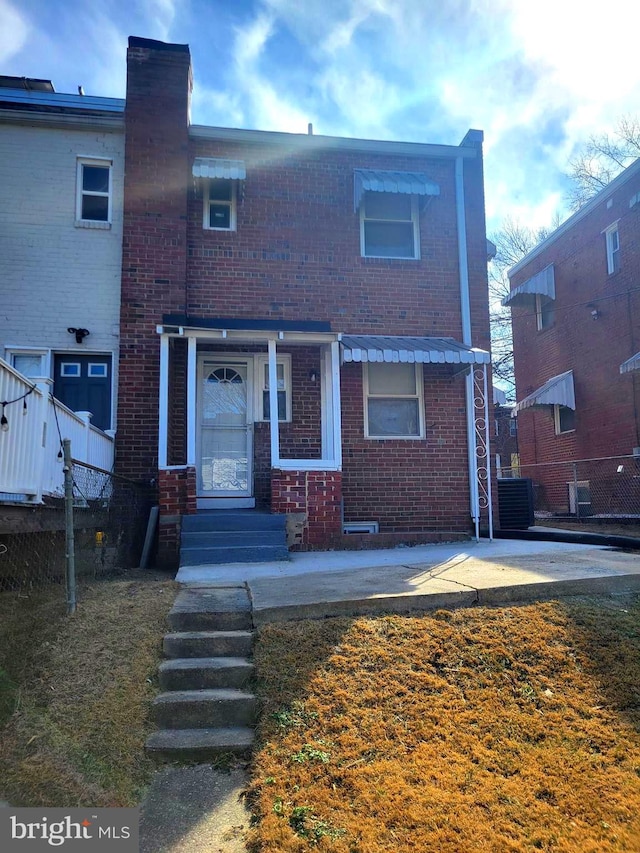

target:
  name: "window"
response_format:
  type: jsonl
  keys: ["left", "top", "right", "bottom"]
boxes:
{"left": 76, "top": 158, "right": 112, "bottom": 223}
{"left": 365, "top": 362, "right": 424, "bottom": 438}
{"left": 554, "top": 404, "right": 575, "bottom": 434}
{"left": 495, "top": 453, "right": 502, "bottom": 477}
{"left": 605, "top": 223, "right": 620, "bottom": 274}
{"left": 361, "top": 192, "right": 419, "bottom": 259}
{"left": 536, "top": 294, "right": 555, "bottom": 331}
{"left": 494, "top": 418, "right": 499, "bottom": 437}
{"left": 88, "top": 363, "right": 108, "bottom": 377}
{"left": 509, "top": 418, "right": 517, "bottom": 437}
{"left": 204, "top": 179, "right": 236, "bottom": 230}
{"left": 254, "top": 355, "right": 291, "bottom": 422}
{"left": 8, "top": 350, "right": 48, "bottom": 378}
{"left": 60, "top": 363, "right": 81, "bottom": 377}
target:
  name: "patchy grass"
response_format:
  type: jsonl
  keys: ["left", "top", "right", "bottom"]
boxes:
{"left": 249, "top": 597, "right": 640, "bottom": 852}
{"left": 0, "top": 572, "right": 176, "bottom": 807}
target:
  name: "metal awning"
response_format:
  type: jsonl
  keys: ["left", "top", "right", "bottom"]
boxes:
{"left": 513, "top": 370, "right": 574, "bottom": 415}
{"left": 620, "top": 352, "right": 640, "bottom": 374}
{"left": 192, "top": 157, "right": 246, "bottom": 180}
{"left": 503, "top": 264, "right": 555, "bottom": 307}
{"left": 353, "top": 169, "right": 439, "bottom": 211}
{"left": 341, "top": 335, "right": 490, "bottom": 365}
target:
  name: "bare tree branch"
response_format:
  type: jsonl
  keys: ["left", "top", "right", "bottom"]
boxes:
{"left": 567, "top": 115, "right": 640, "bottom": 210}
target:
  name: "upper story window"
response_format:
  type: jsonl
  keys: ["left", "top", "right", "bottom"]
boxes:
{"left": 364, "top": 362, "right": 424, "bottom": 438}
{"left": 361, "top": 192, "right": 419, "bottom": 259}
{"left": 76, "top": 158, "right": 112, "bottom": 224}
{"left": 353, "top": 170, "right": 439, "bottom": 261}
{"left": 509, "top": 418, "right": 517, "bottom": 437}
{"left": 204, "top": 178, "right": 237, "bottom": 231}
{"left": 605, "top": 222, "right": 620, "bottom": 274}
{"left": 536, "top": 294, "right": 555, "bottom": 331}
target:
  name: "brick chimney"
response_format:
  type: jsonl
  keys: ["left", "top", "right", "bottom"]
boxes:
{"left": 117, "top": 38, "right": 192, "bottom": 482}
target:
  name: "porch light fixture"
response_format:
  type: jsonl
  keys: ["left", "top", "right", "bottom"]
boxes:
{"left": 68, "top": 327, "right": 90, "bottom": 344}
{"left": 309, "top": 370, "right": 318, "bottom": 382}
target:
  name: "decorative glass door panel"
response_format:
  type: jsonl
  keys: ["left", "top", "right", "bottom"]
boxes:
{"left": 198, "top": 362, "right": 252, "bottom": 496}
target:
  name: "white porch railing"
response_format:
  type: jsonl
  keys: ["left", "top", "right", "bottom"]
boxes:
{"left": 0, "top": 357, "right": 114, "bottom": 502}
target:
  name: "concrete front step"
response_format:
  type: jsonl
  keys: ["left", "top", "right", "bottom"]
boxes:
{"left": 182, "top": 511, "right": 287, "bottom": 533}
{"left": 180, "top": 544, "right": 290, "bottom": 566}
{"left": 169, "top": 588, "right": 253, "bottom": 632}
{"left": 163, "top": 630, "right": 254, "bottom": 659}
{"left": 152, "top": 689, "right": 257, "bottom": 729}
{"left": 145, "top": 726, "right": 255, "bottom": 761}
{"left": 159, "top": 657, "right": 254, "bottom": 691}
{"left": 181, "top": 529, "right": 286, "bottom": 548}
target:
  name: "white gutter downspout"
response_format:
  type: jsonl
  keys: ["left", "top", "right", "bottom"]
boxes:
{"left": 455, "top": 155, "right": 480, "bottom": 541}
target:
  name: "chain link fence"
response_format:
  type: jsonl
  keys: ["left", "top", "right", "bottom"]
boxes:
{"left": 0, "top": 458, "right": 152, "bottom": 595}
{"left": 500, "top": 454, "right": 640, "bottom": 529}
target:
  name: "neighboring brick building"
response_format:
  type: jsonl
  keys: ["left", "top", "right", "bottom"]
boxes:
{"left": 505, "top": 157, "right": 640, "bottom": 515}
{"left": 493, "top": 387, "right": 519, "bottom": 477}
{"left": 115, "top": 37, "right": 494, "bottom": 564}
{"left": 0, "top": 77, "right": 124, "bottom": 432}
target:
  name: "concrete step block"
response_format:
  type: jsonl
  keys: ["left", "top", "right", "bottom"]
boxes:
{"left": 152, "top": 689, "right": 257, "bottom": 729}
{"left": 159, "top": 657, "right": 254, "bottom": 691}
{"left": 169, "top": 589, "right": 253, "bottom": 632}
{"left": 163, "top": 630, "right": 254, "bottom": 659}
{"left": 182, "top": 511, "right": 286, "bottom": 533}
{"left": 180, "top": 544, "right": 290, "bottom": 566}
{"left": 181, "top": 529, "right": 286, "bottom": 548}
{"left": 145, "top": 727, "right": 254, "bottom": 761}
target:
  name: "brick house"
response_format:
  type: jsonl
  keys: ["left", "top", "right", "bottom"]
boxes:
{"left": 493, "top": 387, "right": 519, "bottom": 477}
{"left": 505, "top": 157, "right": 640, "bottom": 516}
{"left": 0, "top": 76, "right": 124, "bottom": 433}
{"left": 115, "top": 37, "right": 493, "bottom": 566}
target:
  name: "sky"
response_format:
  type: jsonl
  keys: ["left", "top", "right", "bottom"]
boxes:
{"left": 2, "top": 0, "right": 640, "bottom": 234}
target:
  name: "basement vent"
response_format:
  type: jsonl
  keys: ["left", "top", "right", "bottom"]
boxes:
{"left": 343, "top": 521, "right": 379, "bottom": 534}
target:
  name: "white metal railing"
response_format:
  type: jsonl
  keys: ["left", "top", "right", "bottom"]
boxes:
{"left": 0, "top": 358, "right": 114, "bottom": 502}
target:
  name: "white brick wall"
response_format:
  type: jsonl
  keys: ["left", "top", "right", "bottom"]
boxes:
{"left": 0, "top": 121, "right": 124, "bottom": 428}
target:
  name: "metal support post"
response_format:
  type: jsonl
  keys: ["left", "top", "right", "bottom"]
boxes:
{"left": 63, "top": 438, "right": 77, "bottom": 615}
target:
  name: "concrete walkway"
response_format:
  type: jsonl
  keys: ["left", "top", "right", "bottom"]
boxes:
{"left": 177, "top": 537, "right": 640, "bottom": 622}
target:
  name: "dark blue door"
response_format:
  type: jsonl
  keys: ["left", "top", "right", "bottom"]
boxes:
{"left": 54, "top": 355, "right": 112, "bottom": 431}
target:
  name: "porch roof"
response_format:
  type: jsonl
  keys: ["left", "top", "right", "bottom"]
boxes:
{"left": 192, "top": 157, "right": 246, "bottom": 180}
{"left": 353, "top": 169, "right": 440, "bottom": 211}
{"left": 340, "top": 335, "right": 490, "bottom": 365}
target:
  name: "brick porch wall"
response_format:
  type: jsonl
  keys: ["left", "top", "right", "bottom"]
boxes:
{"left": 271, "top": 470, "right": 343, "bottom": 549}
{"left": 157, "top": 466, "right": 196, "bottom": 569}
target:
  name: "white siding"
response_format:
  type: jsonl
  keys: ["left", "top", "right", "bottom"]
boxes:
{"left": 0, "top": 122, "right": 124, "bottom": 428}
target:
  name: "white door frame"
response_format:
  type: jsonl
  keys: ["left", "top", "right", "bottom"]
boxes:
{"left": 196, "top": 354, "right": 255, "bottom": 508}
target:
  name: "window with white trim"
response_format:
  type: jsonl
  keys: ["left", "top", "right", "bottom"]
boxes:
{"left": 204, "top": 179, "right": 237, "bottom": 230}
{"left": 254, "top": 355, "right": 291, "bottom": 422}
{"left": 554, "top": 404, "right": 575, "bottom": 434}
{"left": 76, "top": 158, "right": 112, "bottom": 223}
{"left": 605, "top": 223, "right": 620, "bottom": 274}
{"left": 360, "top": 192, "right": 419, "bottom": 259}
{"left": 535, "top": 293, "right": 555, "bottom": 331}
{"left": 8, "top": 350, "right": 49, "bottom": 379}
{"left": 364, "top": 362, "right": 424, "bottom": 438}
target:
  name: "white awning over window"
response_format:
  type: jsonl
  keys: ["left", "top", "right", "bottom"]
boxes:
{"left": 513, "top": 369, "right": 574, "bottom": 415}
{"left": 620, "top": 352, "right": 640, "bottom": 374}
{"left": 353, "top": 169, "right": 439, "bottom": 211}
{"left": 341, "top": 335, "right": 490, "bottom": 365}
{"left": 192, "top": 158, "right": 246, "bottom": 180}
{"left": 503, "top": 264, "right": 555, "bottom": 307}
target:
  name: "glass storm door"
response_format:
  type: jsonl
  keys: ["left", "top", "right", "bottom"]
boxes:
{"left": 197, "top": 361, "right": 253, "bottom": 497}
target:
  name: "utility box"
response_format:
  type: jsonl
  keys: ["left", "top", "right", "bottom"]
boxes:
{"left": 497, "top": 477, "right": 534, "bottom": 529}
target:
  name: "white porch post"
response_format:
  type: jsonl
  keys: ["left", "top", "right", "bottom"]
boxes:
{"left": 330, "top": 341, "right": 342, "bottom": 468}
{"left": 482, "top": 363, "right": 494, "bottom": 540}
{"left": 267, "top": 338, "right": 280, "bottom": 466}
{"left": 187, "top": 336, "right": 197, "bottom": 467}
{"left": 158, "top": 334, "right": 169, "bottom": 468}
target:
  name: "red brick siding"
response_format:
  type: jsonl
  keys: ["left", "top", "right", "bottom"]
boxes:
{"left": 271, "top": 470, "right": 342, "bottom": 548}
{"left": 511, "top": 170, "right": 640, "bottom": 468}
{"left": 157, "top": 466, "right": 196, "bottom": 568}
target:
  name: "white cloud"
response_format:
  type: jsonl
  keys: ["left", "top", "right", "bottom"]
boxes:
{"left": 0, "top": 0, "right": 30, "bottom": 65}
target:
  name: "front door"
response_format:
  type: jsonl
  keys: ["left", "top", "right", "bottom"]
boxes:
{"left": 197, "top": 359, "right": 253, "bottom": 499}
{"left": 53, "top": 354, "right": 112, "bottom": 431}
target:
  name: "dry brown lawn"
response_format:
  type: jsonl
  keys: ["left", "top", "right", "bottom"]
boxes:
{"left": 0, "top": 572, "right": 176, "bottom": 807}
{"left": 249, "top": 596, "right": 640, "bottom": 852}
